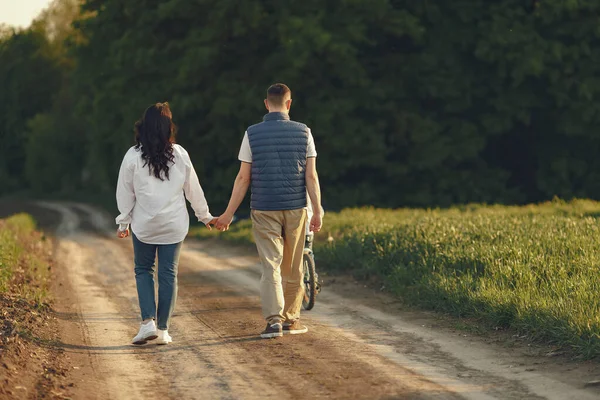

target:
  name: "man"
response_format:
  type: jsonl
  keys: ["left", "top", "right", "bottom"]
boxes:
{"left": 215, "top": 83, "right": 323, "bottom": 339}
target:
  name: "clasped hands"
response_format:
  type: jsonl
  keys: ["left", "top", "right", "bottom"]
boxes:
{"left": 206, "top": 213, "right": 233, "bottom": 232}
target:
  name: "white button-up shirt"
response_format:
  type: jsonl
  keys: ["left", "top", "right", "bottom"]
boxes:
{"left": 115, "top": 144, "right": 213, "bottom": 244}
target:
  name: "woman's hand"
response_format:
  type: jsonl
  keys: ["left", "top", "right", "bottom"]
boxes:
{"left": 205, "top": 218, "right": 219, "bottom": 230}
{"left": 117, "top": 228, "right": 130, "bottom": 238}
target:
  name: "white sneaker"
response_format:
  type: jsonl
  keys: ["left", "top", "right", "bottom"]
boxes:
{"left": 155, "top": 329, "right": 172, "bottom": 345}
{"left": 132, "top": 320, "right": 158, "bottom": 345}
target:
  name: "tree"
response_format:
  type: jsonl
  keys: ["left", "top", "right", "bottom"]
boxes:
{"left": 0, "top": 27, "right": 62, "bottom": 194}
{"left": 5, "top": 0, "right": 600, "bottom": 209}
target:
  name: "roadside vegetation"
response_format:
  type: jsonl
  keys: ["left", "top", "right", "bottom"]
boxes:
{"left": 192, "top": 199, "right": 600, "bottom": 358}
{"left": 0, "top": 213, "right": 65, "bottom": 398}
{"left": 0, "top": 214, "right": 51, "bottom": 302}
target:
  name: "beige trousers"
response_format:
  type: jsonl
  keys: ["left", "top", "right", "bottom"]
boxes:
{"left": 251, "top": 209, "right": 307, "bottom": 324}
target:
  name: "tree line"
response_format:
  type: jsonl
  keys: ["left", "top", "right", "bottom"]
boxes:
{"left": 2, "top": 0, "right": 600, "bottom": 211}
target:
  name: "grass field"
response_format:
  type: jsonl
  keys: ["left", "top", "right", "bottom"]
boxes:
{"left": 191, "top": 199, "right": 600, "bottom": 358}
{"left": 0, "top": 213, "right": 51, "bottom": 303}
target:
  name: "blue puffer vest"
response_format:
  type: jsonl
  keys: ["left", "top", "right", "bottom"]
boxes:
{"left": 247, "top": 112, "right": 309, "bottom": 211}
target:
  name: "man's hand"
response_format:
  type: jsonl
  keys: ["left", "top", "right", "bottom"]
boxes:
{"left": 117, "top": 228, "right": 130, "bottom": 238}
{"left": 205, "top": 217, "right": 218, "bottom": 230}
{"left": 309, "top": 213, "right": 322, "bottom": 233}
{"left": 215, "top": 213, "right": 234, "bottom": 231}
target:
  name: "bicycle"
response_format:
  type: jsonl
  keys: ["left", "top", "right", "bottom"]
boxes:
{"left": 302, "top": 231, "right": 321, "bottom": 310}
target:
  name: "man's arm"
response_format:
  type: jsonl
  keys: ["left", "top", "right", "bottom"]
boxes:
{"left": 215, "top": 162, "right": 252, "bottom": 231}
{"left": 306, "top": 157, "right": 323, "bottom": 232}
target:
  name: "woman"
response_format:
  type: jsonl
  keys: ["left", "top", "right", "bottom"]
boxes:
{"left": 115, "top": 102, "right": 216, "bottom": 345}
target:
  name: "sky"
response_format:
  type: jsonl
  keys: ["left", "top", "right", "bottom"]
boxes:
{"left": 0, "top": 0, "right": 52, "bottom": 28}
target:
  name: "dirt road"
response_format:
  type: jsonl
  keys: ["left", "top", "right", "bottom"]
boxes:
{"left": 33, "top": 202, "right": 600, "bottom": 399}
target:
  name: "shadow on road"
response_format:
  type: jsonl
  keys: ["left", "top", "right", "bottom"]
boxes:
{"left": 45, "top": 335, "right": 263, "bottom": 355}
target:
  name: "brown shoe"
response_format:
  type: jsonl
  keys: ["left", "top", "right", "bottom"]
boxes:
{"left": 282, "top": 321, "right": 308, "bottom": 335}
{"left": 260, "top": 322, "right": 283, "bottom": 339}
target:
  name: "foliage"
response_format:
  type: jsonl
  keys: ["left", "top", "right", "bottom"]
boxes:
{"left": 0, "top": 27, "right": 62, "bottom": 194}
{"left": 3, "top": 0, "right": 600, "bottom": 209}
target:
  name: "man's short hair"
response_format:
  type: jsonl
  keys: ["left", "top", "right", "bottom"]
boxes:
{"left": 267, "top": 83, "right": 291, "bottom": 106}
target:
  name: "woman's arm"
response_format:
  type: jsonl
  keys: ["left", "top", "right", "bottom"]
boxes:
{"left": 184, "top": 155, "right": 214, "bottom": 226}
{"left": 115, "top": 155, "right": 135, "bottom": 231}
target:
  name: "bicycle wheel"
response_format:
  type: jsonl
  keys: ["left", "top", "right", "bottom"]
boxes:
{"left": 302, "top": 252, "right": 317, "bottom": 311}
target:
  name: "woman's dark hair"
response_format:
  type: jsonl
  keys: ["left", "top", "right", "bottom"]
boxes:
{"left": 134, "top": 102, "right": 177, "bottom": 181}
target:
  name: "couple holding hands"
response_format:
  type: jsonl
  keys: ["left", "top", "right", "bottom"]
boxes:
{"left": 115, "top": 83, "right": 323, "bottom": 344}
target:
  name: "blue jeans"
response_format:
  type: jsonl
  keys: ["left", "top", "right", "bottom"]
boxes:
{"left": 132, "top": 233, "right": 183, "bottom": 330}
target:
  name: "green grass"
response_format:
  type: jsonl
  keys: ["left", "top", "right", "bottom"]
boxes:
{"left": 0, "top": 213, "right": 51, "bottom": 303}
{"left": 190, "top": 199, "right": 600, "bottom": 358}
{"left": 193, "top": 219, "right": 254, "bottom": 244}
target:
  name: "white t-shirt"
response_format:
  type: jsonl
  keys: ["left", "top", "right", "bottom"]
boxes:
{"left": 237, "top": 129, "right": 317, "bottom": 163}
{"left": 115, "top": 144, "right": 213, "bottom": 245}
